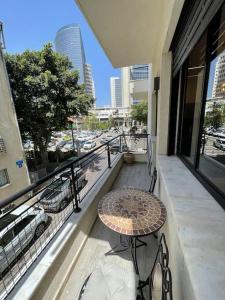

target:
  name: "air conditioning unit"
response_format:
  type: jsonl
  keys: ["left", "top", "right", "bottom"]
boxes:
{"left": 0, "top": 136, "right": 6, "bottom": 153}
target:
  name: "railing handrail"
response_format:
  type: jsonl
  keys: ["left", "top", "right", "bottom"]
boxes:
{"left": 0, "top": 134, "right": 121, "bottom": 210}
{"left": 0, "top": 133, "right": 148, "bottom": 210}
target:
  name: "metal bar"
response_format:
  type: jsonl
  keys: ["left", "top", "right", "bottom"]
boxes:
{"left": 70, "top": 164, "right": 81, "bottom": 213}
{"left": 107, "top": 144, "right": 111, "bottom": 168}
{"left": 119, "top": 135, "right": 122, "bottom": 153}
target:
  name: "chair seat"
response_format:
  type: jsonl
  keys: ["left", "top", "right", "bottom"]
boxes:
{"left": 81, "top": 262, "right": 136, "bottom": 300}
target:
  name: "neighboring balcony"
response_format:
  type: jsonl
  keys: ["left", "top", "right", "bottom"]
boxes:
{"left": 129, "top": 80, "right": 149, "bottom": 102}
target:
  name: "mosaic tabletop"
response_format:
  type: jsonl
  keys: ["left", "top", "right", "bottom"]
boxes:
{"left": 98, "top": 187, "right": 167, "bottom": 236}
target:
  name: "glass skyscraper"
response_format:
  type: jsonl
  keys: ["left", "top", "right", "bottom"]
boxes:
{"left": 55, "top": 24, "right": 86, "bottom": 84}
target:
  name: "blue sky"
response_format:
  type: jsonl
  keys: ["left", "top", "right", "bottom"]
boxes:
{"left": 0, "top": 0, "right": 120, "bottom": 107}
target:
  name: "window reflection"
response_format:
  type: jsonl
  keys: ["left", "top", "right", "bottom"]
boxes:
{"left": 180, "top": 33, "right": 207, "bottom": 165}
{"left": 199, "top": 51, "right": 225, "bottom": 195}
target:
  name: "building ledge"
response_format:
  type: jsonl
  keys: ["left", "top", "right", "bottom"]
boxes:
{"left": 157, "top": 155, "right": 225, "bottom": 300}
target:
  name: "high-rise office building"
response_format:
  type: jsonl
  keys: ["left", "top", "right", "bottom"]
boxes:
{"left": 55, "top": 24, "right": 96, "bottom": 105}
{"left": 110, "top": 77, "right": 122, "bottom": 107}
{"left": 212, "top": 51, "right": 225, "bottom": 98}
{"left": 55, "top": 24, "right": 86, "bottom": 84}
{"left": 84, "top": 63, "right": 96, "bottom": 100}
{"left": 121, "top": 67, "right": 131, "bottom": 107}
{"left": 130, "top": 64, "right": 149, "bottom": 80}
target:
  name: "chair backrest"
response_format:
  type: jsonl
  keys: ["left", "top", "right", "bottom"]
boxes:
{"left": 149, "top": 234, "right": 173, "bottom": 300}
{"left": 147, "top": 136, "right": 152, "bottom": 176}
{"left": 149, "top": 167, "right": 157, "bottom": 193}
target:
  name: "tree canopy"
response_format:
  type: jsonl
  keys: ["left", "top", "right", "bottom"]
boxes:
{"left": 131, "top": 100, "right": 148, "bottom": 124}
{"left": 5, "top": 43, "right": 93, "bottom": 162}
{"left": 204, "top": 102, "right": 224, "bottom": 130}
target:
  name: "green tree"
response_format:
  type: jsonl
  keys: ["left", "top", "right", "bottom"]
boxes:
{"left": 204, "top": 102, "right": 224, "bottom": 130}
{"left": 84, "top": 114, "right": 100, "bottom": 130}
{"left": 131, "top": 100, "right": 148, "bottom": 124}
{"left": 5, "top": 43, "right": 93, "bottom": 163}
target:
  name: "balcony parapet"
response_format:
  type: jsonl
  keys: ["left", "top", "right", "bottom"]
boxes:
{"left": 157, "top": 155, "right": 225, "bottom": 300}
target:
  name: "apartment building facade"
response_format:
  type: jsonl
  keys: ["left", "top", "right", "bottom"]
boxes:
{"left": 121, "top": 64, "right": 150, "bottom": 106}
{"left": 75, "top": 1, "right": 225, "bottom": 299}
{"left": 0, "top": 37, "right": 30, "bottom": 203}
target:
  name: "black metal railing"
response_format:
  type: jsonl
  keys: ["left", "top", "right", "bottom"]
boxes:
{"left": 0, "top": 134, "right": 148, "bottom": 299}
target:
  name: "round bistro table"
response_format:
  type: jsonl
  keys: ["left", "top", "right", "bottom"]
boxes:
{"left": 98, "top": 187, "right": 167, "bottom": 275}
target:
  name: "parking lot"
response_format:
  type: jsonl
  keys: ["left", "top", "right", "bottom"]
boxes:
{"left": 203, "top": 135, "right": 225, "bottom": 163}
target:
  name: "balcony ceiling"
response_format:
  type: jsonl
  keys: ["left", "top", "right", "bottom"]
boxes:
{"left": 76, "top": 0, "right": 182, "bottom": 68}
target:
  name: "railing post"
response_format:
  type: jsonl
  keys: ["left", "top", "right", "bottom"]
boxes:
{"left": 107, "top": 143, "right": 111, "bottom": 168}
{"left": 71, "top": 164, "right": 81, "bottom": 213}
{"left": 119, "top": 135, "right": 122, "bottom": 153}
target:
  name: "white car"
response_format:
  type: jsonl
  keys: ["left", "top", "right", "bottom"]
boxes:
{"left": 48, "top": 142, "right": 56, "bottom": 152}
{"left": 83, "top": 141, "right": 96, "bottom": 150}
{"left": 23, "top": 140, "right": 34, "bottom": 151}
{"left": 77, "top": 135, "right": 89, "bottom": 142}
{"left": 213, "top": 129, "right": 225, "bottom": 138}
{"left": 213, "top": 138, "right": 225, "bottom": 151}
{"left": 39, "top": 168, "right": 87, "bottom": 212}
{"left": 0, "top": 205, "right": 48, "bottom": 274}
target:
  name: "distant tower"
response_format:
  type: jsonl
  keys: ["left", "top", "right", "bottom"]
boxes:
{"left": 121, "top": 67, "right": 131, "bottom": 107}
{"left": 55, "top": 24, "right": 86, "bottom": 84}
{"left": 212, "top": 51, "right": 225, "bottom": 98}
{"left": 84, "top": 63, "right": 96, "bottom": 102}
{"left": 110, "top": 77, "right": 122, "bottom": 107}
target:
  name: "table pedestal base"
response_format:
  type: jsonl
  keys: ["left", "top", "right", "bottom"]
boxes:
{"left": 105, "top": 236, "right": 147, "bottom": 275}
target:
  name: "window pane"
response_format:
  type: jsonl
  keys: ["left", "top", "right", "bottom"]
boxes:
{"left": 198, "top": 5, "right": 225, "bottom": 197}
{"left": 0, "top": 169, "right": 9, "bottom": 187}
{"left": 180, "top": 33, "right": 207, "bottom": 165}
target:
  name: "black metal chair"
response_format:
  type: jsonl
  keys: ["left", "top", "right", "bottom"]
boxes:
{"left": 149, "top": 167, "right": 157, "bottom": 194}
{"left": 137, "top": 233, "right": 173, "bottom": 300}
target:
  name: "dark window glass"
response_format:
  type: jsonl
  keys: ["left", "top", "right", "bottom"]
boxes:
{"left": 180, "top": 33, "right": 207, "bottom": 165}
{"left": 198, "top": 5, "right": 225, "bottom": 198}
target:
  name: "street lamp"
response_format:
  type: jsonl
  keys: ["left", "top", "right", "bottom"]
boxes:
{"left": 67, "top": 117, "right": 75, "bottom": 151}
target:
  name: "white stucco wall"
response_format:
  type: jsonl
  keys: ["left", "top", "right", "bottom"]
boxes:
{"left": 0, "top": 49, "right": 30, "bottom": 202}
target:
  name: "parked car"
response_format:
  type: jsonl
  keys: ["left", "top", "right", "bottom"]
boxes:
{"left": 23, "top": 140, "right": 34, "bottom": 151}
{"left": 110, "top": 144, "right": 128, "bottom": 154}
{"left": 100, "top": 137, "right": 108, "bottom": 144}
{"left": 0, "top": 205, "right": 48, "bottom": 274}
{"left": 100, "top": 135, "right": 115, "bottom": 144}
{"left": 56, "top": 141, "right": 66, "bottom": 150}
{"left": 77, "top": 135, "right": 89, "bottom": 142}
{"left": 61, "top": 140, "right": 76, "bottom": 152}
{"left": 39, "top": 168, "right": 87, "bottom": 212}
{"left": 83, "top": 141, "right": 96, "bottom": 150}
{"left": 213, "top": 138, "right": 225, "bottom": 151}
{"left": 213, "top": 129, "right": 225, "bottom": 138}
{"left": 48, "top": 142, "right": 57, "bottom": 152}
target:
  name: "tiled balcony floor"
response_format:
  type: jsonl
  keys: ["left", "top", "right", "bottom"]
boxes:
{"left": 59, "top": 163, "right": 158, "bottom": 299}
